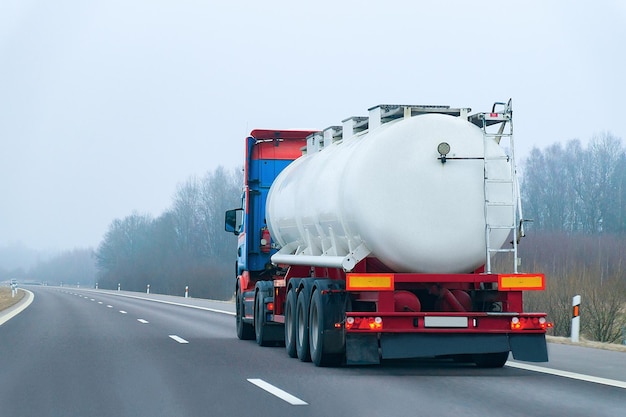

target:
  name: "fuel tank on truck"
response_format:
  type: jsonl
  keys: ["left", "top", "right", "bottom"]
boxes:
{"left": 266, "top": 106, "right": 514, "bottom": 274}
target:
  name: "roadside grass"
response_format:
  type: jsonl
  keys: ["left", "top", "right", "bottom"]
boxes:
{"left": 546, "top": 335, "right": 626, "bottom": 352}
{"left": 0, "top": 287, "right": 25, "bottom": 311}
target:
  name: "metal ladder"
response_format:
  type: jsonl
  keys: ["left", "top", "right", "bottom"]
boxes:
{"left": 476, "top": 100, "right": 520, "bottom": 273}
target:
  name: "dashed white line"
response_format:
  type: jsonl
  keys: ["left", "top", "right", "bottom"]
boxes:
{"left": 119, "top": 310, "right": 127, "bottom": 314}
{"left": 137, "top": 319, "right": 149, "bottom": 324}
{"left": 506, "top": 361, "right": 626, "bottom": 389}
{"left": 169, "top": 335, "right": 189, "bottom": 344}
{"left": 247, "top": 379, "right": 308, "bottom": 406}
{"left": 98, "top": 302, "right": 103, "bottom": 305}
{"left": 107, "top": 305, "right": 113, "bottom": 308}
{"left": 75, "top": 290, "right": 235, "bottom": 316}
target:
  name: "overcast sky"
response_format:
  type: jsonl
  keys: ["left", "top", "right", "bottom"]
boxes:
{"left": 1, "top": 0, "right": 625, "bottom": 253}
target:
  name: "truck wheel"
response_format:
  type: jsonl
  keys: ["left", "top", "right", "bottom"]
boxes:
{"left": 295, "top": 290, "right": 311, "bottom": 362}
{"left": 254, "top": 291, "right": 271, "bottom": 346}
{"left": 473, "top": 352, "right": 509, "bottom": 368}
{"left": 236, "top": 286, "right": 254, "bottom": 340}
{"left": 284, "top": 287, "right": 297, "bottom": 358}
{"left": 309, "top": 288, "right": 342, "bottom": 367}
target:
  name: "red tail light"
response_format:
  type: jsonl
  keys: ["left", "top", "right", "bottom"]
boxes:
{"left": 511, "top": 316, "right": 549, "bottom": 331}
{"left": 345, "top": 316, "right": 383, "bottom": 331}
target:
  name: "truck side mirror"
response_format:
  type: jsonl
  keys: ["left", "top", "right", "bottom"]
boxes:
{"left": 225, "top": 208, "right": 244, "bottom": 235}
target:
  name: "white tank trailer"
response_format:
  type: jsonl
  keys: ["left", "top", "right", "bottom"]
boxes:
{"left": 267, "top": 104, "right": 515, "bottom": 274}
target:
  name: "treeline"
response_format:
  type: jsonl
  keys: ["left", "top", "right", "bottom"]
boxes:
{"left": 27, "top": 248, "right": 97, "bottom": 286}
{"left": 94, "top": 166, "right": 242, "bottom": 300}
{"left": 519, "top": 133, "right": 626, "bottom": 343}
{"left": 0, "top": 247, "right": 96, "bottom": 286}
{"left": 522, "top": 132, "right": 626, "bottom": 233}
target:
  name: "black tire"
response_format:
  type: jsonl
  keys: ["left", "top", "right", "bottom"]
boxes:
{"left": 473, "top": 352, "right": 509, "bottom": 368}
{"left": 309, "top": 288, "right": 342, "bottom": 367}
{"left": 284, "top": 287, "right": 298, "bottom": 358}
{"left": 254, "top": 291, "right": 270, "bottom": 346}
{"left": 295, "top": 290, "right": 311, "bottom": 362}
{"left": 236, "top": 285, "right": 254, "bottom": 340}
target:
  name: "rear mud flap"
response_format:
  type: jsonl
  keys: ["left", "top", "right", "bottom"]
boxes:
{"left": 509, "top": 334, "right": 548, "bottom": 362}
{"left": 346, "top": 334, "right": 380, "bottom": 365}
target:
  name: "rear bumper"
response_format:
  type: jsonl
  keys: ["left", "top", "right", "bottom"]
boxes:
{"left": 346, "top": 333, "right": 548, "bottom": 365}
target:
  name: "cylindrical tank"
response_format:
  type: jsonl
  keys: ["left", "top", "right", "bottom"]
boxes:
{"left": 266, "top": 113, "right": 513, "bottom": 274}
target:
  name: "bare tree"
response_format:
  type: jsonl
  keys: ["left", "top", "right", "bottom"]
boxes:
{"left": 519, "top": 232, "right": 626, "bottom": 341}
{"left": 522, "top": 134, "right": 625, "bottom": 234}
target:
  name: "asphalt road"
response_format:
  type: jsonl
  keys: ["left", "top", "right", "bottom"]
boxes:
{"left": 0, "top": 286, "right": 624, "bottom": 417}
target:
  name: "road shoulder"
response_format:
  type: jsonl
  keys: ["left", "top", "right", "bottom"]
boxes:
{"left": 0, "top": 289, "right": 35, "bottom": 326}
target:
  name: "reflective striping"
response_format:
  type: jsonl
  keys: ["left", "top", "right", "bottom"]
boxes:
{"left": 498, "top": 274, "right": 545, "bottom": 290}
{"left": 506, "top": 361, "right": 626, "bottom": 389}
{"left": 346, "top": 273, "right": 394, "bottom": 291}
{"left": 169, "top": 335, "right": 189, "bottom": 344}
{"left": 247, "top": 379, "right": 308, "bottom": 405}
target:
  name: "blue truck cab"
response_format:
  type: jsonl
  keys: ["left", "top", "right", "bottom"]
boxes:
{"left": 225, "top": 129, "right": 316, "bottom": 340}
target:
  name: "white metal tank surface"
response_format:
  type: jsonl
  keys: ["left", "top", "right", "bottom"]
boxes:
{"left": 266, "top": 112, "right": 513, "bottom": 274}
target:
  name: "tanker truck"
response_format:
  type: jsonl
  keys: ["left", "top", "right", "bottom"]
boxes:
{"left": 225, "top": 100, "right": 550, "bottom": 367}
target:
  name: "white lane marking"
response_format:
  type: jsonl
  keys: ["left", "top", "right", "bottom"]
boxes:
{"left": 71, "top": 289, "right": 235, "bottom": 316}
{"left": 119, "top": 310, "right": 127, "bottom": 314}
{"left": 247, "top": 379, "right": 308, "bottom": 406}
{"left": 107, "top": 305, "right": 113, "bottom": 308}
{"left": 506, "top": 361, "right": 626, "bottom": 389}
{"left": 0, "top": 290, "right": 35, "bottom": 326}
{"left": 169, "top": 335, "right": 189, "bottom": 344}
{"left": 137, "top": 319, "right": 149, "bottom": 324}
{"left": 90, "top": 299, "right": 95, "bottom": 301}
{"left": 98, "top": 302, "right": 103, "bottom": 305}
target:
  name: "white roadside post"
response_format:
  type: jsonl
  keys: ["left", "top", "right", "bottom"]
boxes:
{"left": 147, "top": 284, "right": 150, "bottom": 294}
{"left": 95, "top": 282, "right": 98, "bottom": 289}
{"left": 571, "top": 295, "right": 581, "bottom": 343}
{"left": 118, "top": 283, "right": 121, "bottom": 292}
{"left": 185, "top": 286, "right": 189, "bottom": 298}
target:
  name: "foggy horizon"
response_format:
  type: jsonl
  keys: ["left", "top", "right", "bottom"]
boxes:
{"left": 2, "top": 1, "right": 625, "bottom": 260}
